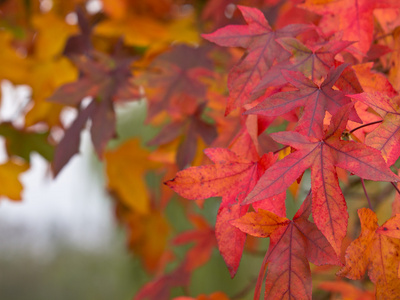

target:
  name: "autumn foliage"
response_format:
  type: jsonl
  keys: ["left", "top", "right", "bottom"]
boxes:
{"left": 3, "top": 0, "right": 400, "bottom": 299}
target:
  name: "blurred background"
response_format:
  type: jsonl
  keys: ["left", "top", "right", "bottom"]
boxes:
{"left": 2, "top": 0, "right": 394, "bottom": 298}
{"left": 0, "top": 0, "right": 270, "bottom": 298}
{"left": 0, "top": 80, "right": 138, "bottom": 299}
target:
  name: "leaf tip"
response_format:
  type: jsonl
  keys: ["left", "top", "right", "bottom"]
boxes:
{"left": 164, "top": 178, "right": 175, "bottom": 187}
{"left": 227, "top": 266, "right": 238, "bottom": 279}
{"left": 200, "top": 33, "right": 211, "bottom": 40}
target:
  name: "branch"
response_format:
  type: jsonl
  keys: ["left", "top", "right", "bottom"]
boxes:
{"left": 349, "top": 120, "right": 383, "bottom": 134}
{"left": 361, "top": 179, "right": 373, "bottom": 210}
{"left": 391, "top": 182, "right": 400, "bottom": 195}
{"left": 231, "top": 277, "right": 258, "bottom": 300}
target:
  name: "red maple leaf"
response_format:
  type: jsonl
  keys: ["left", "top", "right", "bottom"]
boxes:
{"left": 143, "top": 45, "right": 213, "bottom": 120}
{"left": 135, "top": 214, "right": 216, "bottom": 300}
{"left": 148, "top": 102, "right": 217, "bottom": 169}
{"left": 243, "top": 104, "right": 399, "bottom": 254}
{"left": 255, "top": 38, "right": 353, "bottom": 90}
{"left": 247, "top": 64, "right": 360, "bottom": 139}
{"left": 350, "top": 92, "right": 400, "bottom": 166}
{"left": 232, "top": 194, "right": 340, "bottom": 300}
{"left": 172, "top": 214, "right": 217, "bottom": 272}
{"left": 166, "top": 146, "right": 285, "bottom": 277}
{"left": 202, "top": 5, "right": 310, "bottom": 115}
{"left": 134, "top": 263, "right": 190, "bottom": 300}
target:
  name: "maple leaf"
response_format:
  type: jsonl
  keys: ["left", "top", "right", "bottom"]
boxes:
{"left": 255, "top": 38, "right": 353, "bottom": 90}
{"left": 337, "top": 208, "right": 400, "bottom": 299}
{"left": 166, "top": 147, "right": 285, "bottom": 277}
{"left": 134, "top": 263, "right": 191, "bottom": 300}
{"left": 0, "top": 31, "right": 30, "bottom": 85}
{"left": 63, "top": 7, "right": 93, "bottom": 57}
{"left": 19, "top": 12, "right": 80, "bottom": 127}
{"left": 48, "top": 51, "right": 140, "bottom": 175}
{"left": 31, "top": 12, "right": 78, "bottom": 61}
{"left": 334, "top": 64, "right": 364, "bottom": 95}
{"left": 172, "top": 214, "right": 217, "bottom": 272}
{"left": 95, "top": 2, "right": 199, "bottom": 48}
{"left": 350, "top": 92, "right": 400, "bottom": 166}
{"left": 135, "top": 214, "right": 216, "bottom": 300}
{"left": 301, "top": 0, "right": 400, "bottom": 53}
{"left": 116, "top": 204, "right": 170, "bottom": 273}
{"left": 166, "top": 148, "right": 275, "bottom": 204}
{"left": 0, "top": 122, "right": 54, "bottom": 162}
{"left": 232, "top": 194, "right": 340, "bottom": 300}
{"left": 214, "top": 202, "right": 249, "bottom": 278}
{"left": 104, "top": 138, "right": 160, "bottom": 215}
{"left": 352, "top": 63, "right": 398, "bottom": 97}
{"left": 202, "top": 5, "right": 310, "bottom": 115}
{"left": 377, "top": 214, "right": 400, "bottom": 239}
{"left": 346, "top": 101, "right": 381, "bottom": 143}
{"left": 25, "top": 57, "right": 78, "bottom": 127}
{"left": 318, "top": 280, "right": 375, "bottom": 300}
{"left": 0, "top": 159, "right": 29, "bottom": 201}
{"left": 247, "top": 64, "right": 360, "bottom": 139}
{"left": 143, "top": 45, "right": 213, "bottom": 120}
{"left": 148, "top": 103, "right": 217, "bottom": 169}
{"left": 243, "top": 104, "right": 399, "bottom": 254}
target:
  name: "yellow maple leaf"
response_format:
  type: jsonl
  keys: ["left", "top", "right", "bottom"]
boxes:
{"left": 0, "top": 31, "right": 30, "bottom": 84}
{"left": 0, "top": 160, "right": 29, "bottom": 201}
{"left": 31, "top": 12, "right": 78, "bottom": 61}
{"left": 104, "top": 138, "right": 159, "bottom": 214}
{"left": 25, "top": 57, "right": 78, "bottom": 127}
{"left": 27, "top": 13, "right": 79, "bottom": 126}
{"left": 94, "top": 9, "right": 199, "bottom": 49}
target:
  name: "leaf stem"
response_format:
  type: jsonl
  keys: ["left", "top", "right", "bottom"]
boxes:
{"left": 391, "top": 182, "right": 400, "bottom": 195}
{"left": 231, "top": 277, "right": 258, "bottom": 300}
{"left": 361, "top": 179, "right": 372, "bottom": 210}
{"left": 349, "top": 120, "right": 382, "bottom": 134}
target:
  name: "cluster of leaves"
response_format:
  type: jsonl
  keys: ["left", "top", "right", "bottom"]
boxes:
{"left": 2, "top": 0, "right": 400, "bottom": 299}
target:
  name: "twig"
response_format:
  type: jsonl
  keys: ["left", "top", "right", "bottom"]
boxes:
{"left": 349, "top": 120, "right": 383, "bottom": 134}
{"left": 391, "top": 182, "right": 400, "bottom": 195}
{"left": 231, "top": 277, "right": 258, "bottom": 300}
{"left": 361, "top": 179, "right": 373, "bottom": 210}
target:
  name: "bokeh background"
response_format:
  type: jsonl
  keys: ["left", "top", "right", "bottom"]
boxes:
{"left": 1, "top": 0, "right": 398, "bottom": 299}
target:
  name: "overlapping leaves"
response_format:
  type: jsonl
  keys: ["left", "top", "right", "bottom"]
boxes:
{"left": 202, "top": 5, "right": 311, "bottom": 114}
{"left": 232, "top": 194, "right": 340, "bottom": 300}
{"left": 3, "top": 1, "right": 400, "bottom": 300}
{"left": 49, "top": 52, "right": 140, "bottom": 175}
{"left": 243, "top": 105, "right": 399, "bottom": 254}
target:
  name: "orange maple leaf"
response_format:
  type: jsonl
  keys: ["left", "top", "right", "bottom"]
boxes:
{"left": 319, "top": 280, "right": 374, "bottom": 300}
{"left": 337, "top": 208, "right": 400, "bottom": 299}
